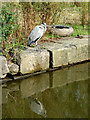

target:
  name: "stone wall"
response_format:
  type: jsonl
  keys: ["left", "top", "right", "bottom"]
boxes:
{"left": 0, "top": 35, "right": 89, "bottom": 79}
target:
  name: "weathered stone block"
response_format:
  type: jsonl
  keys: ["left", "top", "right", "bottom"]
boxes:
{"left": 67, "top": 47, "right": 77, "bottom": 64}
{"left": 39, "top": 36, "right": 88, "bottom": 68}
{"left": 52, "top": 48, "right": 68, "bottom": 67}
{"left": 8, "top": 62, "right": 19, "bottom": 75}
{"left": 42, "top": 37, "right": 88, "bottom": 68}
{"left": 76, "top": 44, "right": 88, "bottom": 62}
{"left": 0, "top": 56, "right": 9, "bottom": 78}
{"left": 16, "top": 48, "right": 49, "bottom": 74}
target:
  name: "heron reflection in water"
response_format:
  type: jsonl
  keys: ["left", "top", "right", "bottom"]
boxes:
{"left": 29, "top": 96, "right": 47, "bottom": 118}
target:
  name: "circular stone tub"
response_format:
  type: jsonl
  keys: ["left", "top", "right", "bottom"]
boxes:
{"left": 52, "top": 25, "right": 73, "bottom": 37}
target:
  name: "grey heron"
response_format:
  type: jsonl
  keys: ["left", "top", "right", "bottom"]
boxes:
{"left": 27, "top": 22, "right": 47, "bottom": 47}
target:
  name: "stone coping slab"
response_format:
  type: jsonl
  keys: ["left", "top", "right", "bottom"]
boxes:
{"left": 39, "top": 36, "right": 89, "bottom": 68}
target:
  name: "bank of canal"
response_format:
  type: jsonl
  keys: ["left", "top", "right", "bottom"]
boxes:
{"left": 0, "top": 35, "right": 89, "bottom": 82}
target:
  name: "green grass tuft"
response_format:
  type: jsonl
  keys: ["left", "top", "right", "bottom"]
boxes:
{"left": 30, "top": 45, "right": 37, "bottom": 47}
{"left": 71, "top": 25, "right": 88, "bottom": 37}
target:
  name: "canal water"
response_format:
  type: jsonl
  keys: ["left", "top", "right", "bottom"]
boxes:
{"left": 1, "top": 62, "right": 89, "bottom": 118}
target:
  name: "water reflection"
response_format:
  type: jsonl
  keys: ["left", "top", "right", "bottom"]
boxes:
{"left": 2, "top": 62, "right": 89, "bottom": 118}
{"left": 20, "top": 73, "right": 50, "bottom": 98}
{"left": 0, "top": 85, "right": 2, "bottom": 119}
{"left": 29, "top": 96, "right": 46, "bottom": 118}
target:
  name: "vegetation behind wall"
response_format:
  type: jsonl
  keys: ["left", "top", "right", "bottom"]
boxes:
{"left": 1, "top": 2, "right": 88, "bottom": 61}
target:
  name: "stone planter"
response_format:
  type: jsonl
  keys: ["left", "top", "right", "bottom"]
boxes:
{"left": 52, "top": 25, "right": 73, "bottom": 37}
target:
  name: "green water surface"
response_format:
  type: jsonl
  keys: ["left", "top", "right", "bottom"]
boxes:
{"left": 2, "top": 62, "right": 89, "bottom": 118}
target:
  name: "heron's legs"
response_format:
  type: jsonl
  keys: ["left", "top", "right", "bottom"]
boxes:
{"left": 35, "top": 41, "right": 40, "bottom": 51}
{"left": 36, "top": 41, "right": 37, "bottom": 46}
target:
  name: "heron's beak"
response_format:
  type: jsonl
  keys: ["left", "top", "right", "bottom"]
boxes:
{"left": 46, "top": 24, "right": 55, "bottom": 28}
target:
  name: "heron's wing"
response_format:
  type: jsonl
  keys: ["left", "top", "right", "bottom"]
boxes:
{"left": 29, "top": 26, "right": 44, "bottom": 43}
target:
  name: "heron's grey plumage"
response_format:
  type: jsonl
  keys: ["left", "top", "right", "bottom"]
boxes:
{"left": 27, "top": 23, "right": 47, "bottom": 46}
